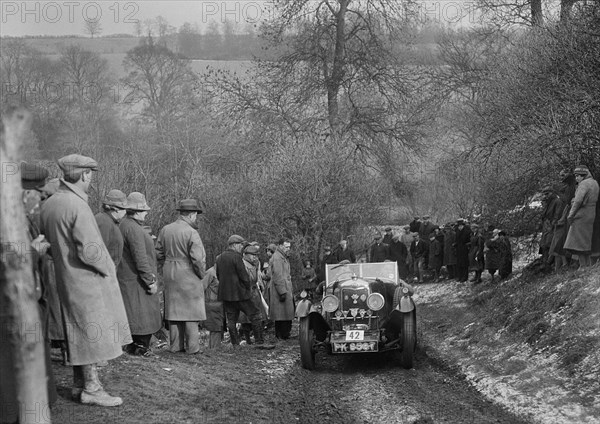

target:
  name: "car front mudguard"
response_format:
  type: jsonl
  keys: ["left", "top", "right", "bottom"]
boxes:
{"left": 295, "top": 299, "right": 313, "bottom": 318}
{"left": 399, "top": 296, "right": 415, "bottom": 313}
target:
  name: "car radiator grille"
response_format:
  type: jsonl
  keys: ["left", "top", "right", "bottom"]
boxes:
{"left": 329, "top": 287, "right": 379, "bottom": 331}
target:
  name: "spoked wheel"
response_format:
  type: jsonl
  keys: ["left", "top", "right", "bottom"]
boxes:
{"left": 299, "top": 317, "right": 316, "bottom": 370}
{"left": 401, "top": 311, "right": 416, "bottom": 369}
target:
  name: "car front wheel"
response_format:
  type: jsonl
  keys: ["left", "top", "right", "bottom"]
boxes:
{"left": 299, "top": 317, "right": 316, "bottom": 370}
{"left": 401, "top": 311, "right": 416, "bottom": 369}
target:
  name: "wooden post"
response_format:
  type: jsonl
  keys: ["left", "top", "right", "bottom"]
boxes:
{"left": 0, "top": 108, "right": 51, "bottom": 424}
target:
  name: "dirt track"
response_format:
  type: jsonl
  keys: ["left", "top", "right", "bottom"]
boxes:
{"left": 50, "top": 311, "right": 531, "bottom": 424}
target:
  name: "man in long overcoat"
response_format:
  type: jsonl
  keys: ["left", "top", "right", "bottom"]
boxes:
{"left": 40, "top": 154, "right": 131, "bottom": 407}
{"left": 270, "top": 239, "right": 295, "bottom": 339}
{"left": 216, "top": 235, "right": 271, "bottom": 347}
{"left": 389, "top": 233, "right": 409, "bottom": 279}
{"left": 156, "top": 199, "right": 206, "bottom": 354}
{"left": 564, "top": 165, "right": 599, "bottom": 267}
{"left": 118, "top": 192, "right": 162, "bottom": 356}
{"left": 454, "top": 219, "right": 472, "bottom": 282}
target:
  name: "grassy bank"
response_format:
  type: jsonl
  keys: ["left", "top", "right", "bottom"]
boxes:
{"left": 417, "top": 263, "right": 600, "bottom": 423}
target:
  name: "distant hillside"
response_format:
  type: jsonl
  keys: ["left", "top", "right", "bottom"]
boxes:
{"left": 21, "top": 36, "right": 140, "bottom": 55}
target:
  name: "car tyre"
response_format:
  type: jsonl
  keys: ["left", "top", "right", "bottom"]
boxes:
{"left": 401, "top": 311, "right": 416, "bottom": 369}
{"left": 299, "top": 317, "right": 316, "bottom": 370}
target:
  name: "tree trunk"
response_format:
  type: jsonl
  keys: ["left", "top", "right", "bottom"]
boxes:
{"left": 0, "top": 108, "right": 51, "bottom": 424}
{"left": 531, "top": 0, "right": 543, "bottom": 26}
{"left": 327, "top": 0, "right": 349, "bottom": 139}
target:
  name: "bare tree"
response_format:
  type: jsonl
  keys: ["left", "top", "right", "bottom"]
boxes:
{"left": 83, "top": 19, "right": 102, "bottom": 38}
{"left": 122, "top": 36, "right": 196, "bottom": 133}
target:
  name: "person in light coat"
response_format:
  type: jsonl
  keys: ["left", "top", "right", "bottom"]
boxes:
{"left": 118, "top": 192, "right": 162, "bottom": 356}
{"left": 269, "top": 239, "right": 295, "bottom": 339}
{"left": 156, "top": 199, "right": 206, "bottom": 354}
{"left": 564, "top": 165, "right": 599, "bottom": 267}
{"left": 40, "top": 154, "right": 131, "bottom": 407}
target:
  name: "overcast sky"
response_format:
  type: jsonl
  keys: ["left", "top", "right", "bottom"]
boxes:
{"left": 1, "top": 1, "right": 274, "bottom": 36}
{"left": 1, "top": 0, "right": 481, "bottom": 37}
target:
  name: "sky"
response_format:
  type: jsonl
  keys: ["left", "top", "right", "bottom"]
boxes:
{"left": 1, "top": 0, "right": 274, "bottom": 36}
{"left": 0, "top": 0, "right": 483, "bottom": 37}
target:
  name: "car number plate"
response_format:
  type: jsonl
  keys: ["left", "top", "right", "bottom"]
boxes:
{"left": 345, "top": 330, "right": 364, "bottom": 341}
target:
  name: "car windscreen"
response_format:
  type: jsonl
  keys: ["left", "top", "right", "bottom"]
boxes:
{"left": 325, "top": 262, "right": 398, "bottom": 286}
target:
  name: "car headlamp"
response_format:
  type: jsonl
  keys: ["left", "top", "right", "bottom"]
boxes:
{"left": 366, "top": 293, "right": 385, "bottom": 311}
{"left": 322, "top": 295, "right": 340, "bottom": 313}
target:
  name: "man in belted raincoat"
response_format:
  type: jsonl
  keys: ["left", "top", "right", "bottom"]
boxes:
{"left": 156, "top": 199, "right": 206, "bottom": 354}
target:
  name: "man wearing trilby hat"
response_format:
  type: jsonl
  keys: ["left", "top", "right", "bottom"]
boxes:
{"left": 118, "top": 192, "right": 162, "bottom": 356}
{"left": 564, "top": 165, "right": 599, "bottom": 267}
{"left": 40, "top": 154, "right": 131, "bottom": 407}
{"left": 156, "top": 199, "right": 206, "bottom": 354}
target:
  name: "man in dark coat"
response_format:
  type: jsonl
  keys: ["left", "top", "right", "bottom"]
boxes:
{"left": 156, "top": 199, "right": 206, "bottom": 354}
{"left": 216, "top": 235, "right": 271, "bottom": 347}
{"left": 410, "top": 233, "right": 429, "bottom": 283}
{"left": 443, "top": 224, "right": 457, "bottom": 279}
{"left": 550, "top": 170, "right": 577, "bottom": 270}
{"left": 318, "top": 246, "right": 338, "bottom": 283}
{"left": 539, "top": 186, "right": 563, "bottom": 267}
{"left": 428, "top": 232, "right": 443, "bottom": 281}
{"left": 382, "top": 227, "right": 394, "bottom": 245}
{"left": 389, "top": 233, "right": 409, "bottom": 279}
{"left": 419, "top": 216, "right": 435, "bottom": 269}
{"left": 335, "top": 239, "right": 356, "bottom": 263}
{"left": 485, "top": 229, "right": 503, "bottom": 283}
{"left": 418, "top": 215, "right": 436, "bottom": 240}
{"left": 118, "top": 192, "right": 161, "bottom": 356}
{"left": 409, "top": 216, "right": 421, "bottom": 233}
{"left": 455, "top": 219, "right": 472, "bottom": 282}
{"left": 95, "top": 189, "right": 127, "bottom": 266}
{"left": 369, "top": 234, "right": 389, "bottom": 262}
{"left": 468, "top": 224, "right": 485, "bottom": 284}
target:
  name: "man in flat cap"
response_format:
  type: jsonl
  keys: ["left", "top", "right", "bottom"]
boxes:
{"left": 156, "top": 199, "right": 206, "bottom": 354}
{"left": 564, "top": 165, "right": 599, "bottom": 267}
{"left": 40, "top": 154, "right": 131, "bottom": 407}
{"left": 369, "top": 233, "right": 389, "bottom": 263}
{"left": 382, "top": 227, "right": 394, "bottom": 245}
{"left": 216, "top": 235, "right": 271, "bottom": 347}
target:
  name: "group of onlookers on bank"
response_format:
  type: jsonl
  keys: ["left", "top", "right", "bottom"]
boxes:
{"left": 307, "top": 165, "right": 599, "bottom": 286}
{"left": 2, "top": 154, "right": 294, "bottom": 418}
{"left": 313, "top": 217, "right": 513, "bottom": 286}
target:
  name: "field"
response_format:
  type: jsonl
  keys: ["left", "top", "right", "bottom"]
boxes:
{"left": 15, "top": 37, "right": 253, "bottom": 78}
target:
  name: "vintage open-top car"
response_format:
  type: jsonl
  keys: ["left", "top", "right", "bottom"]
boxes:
{"left": 295, "top": 262, "right": 417, "bottom": 370}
